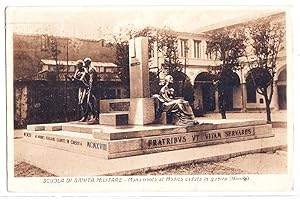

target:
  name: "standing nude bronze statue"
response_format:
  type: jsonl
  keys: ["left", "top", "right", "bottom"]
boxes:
{"left": 73, "top": 58, "right": 98, "bottom": 123}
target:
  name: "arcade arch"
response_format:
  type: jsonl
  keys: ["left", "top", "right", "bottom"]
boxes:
{"left": 193, "top": 71, "right": 241, "bottom": 113}
{"left": 194, "top": 72, "right": 215, "bottom": 113}
{"left": 277, "top": 67, "right": 286, "bottom": 110}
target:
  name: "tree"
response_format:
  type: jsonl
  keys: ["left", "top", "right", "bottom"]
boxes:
{"left": 135, "top": 26, "right": 182, "bottom": 76}
{"left": 115, "top": 40, "right": 130, "bottom": 87}
{"left": 14, "top": 52, "right": 39, "bottom": 80}
{"left": 134, "top": 27, "right": 192, "bottom": 102}
{"left": 48, "top": 36, "right": 62, "bottom": 81}
{"left": 248, "top": 17, "right": 285, "bottom": 123}
{"left": 110, "top": 26, "right": 137, "bottom": 94}
{"left": 113, "top": 26, "right": 184, "bottom": 97}
{"left": 206, "top": 27, "right": 247, "bottom": 119}
{"left": 171, "top": 71, "right": 195, "bottom": 106}
{"left": 156, "top": 28, "right": 183, "bottom": 75}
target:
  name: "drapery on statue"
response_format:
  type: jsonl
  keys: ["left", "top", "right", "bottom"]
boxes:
{"left": 153, "top": 75, "right": 199, "bottom": 126}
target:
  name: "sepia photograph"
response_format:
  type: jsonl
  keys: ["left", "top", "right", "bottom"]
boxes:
{"left": 5, "top": 5, "right": 293, "bottom": 193}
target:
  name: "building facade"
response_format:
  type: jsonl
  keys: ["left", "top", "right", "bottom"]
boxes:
{"left": 38, "top": 59, "right": 120, "bottom": 82}
{"left": 149, "top": 12, "right": 286, "bottom": 113}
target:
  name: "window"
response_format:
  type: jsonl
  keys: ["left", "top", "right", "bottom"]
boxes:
{"left": 194, "top": 40, "right": 201, "bottom": 58}
{"left": 208, "top": 50, "right": 219, "bottom": 60}
{"left": 206, "top": 51, "right": 212, "bottom": 60}
{"left": 99, "top": 67, "right": 104, "bottom": 73}
{"left": 104, "top": 67, "right": 113, "bottom": 73}
{"left": 180, "top": 39, "right": 188, "bottom": 57}
{"left": 96, "top": 66, "right": 101, "bottom": 73}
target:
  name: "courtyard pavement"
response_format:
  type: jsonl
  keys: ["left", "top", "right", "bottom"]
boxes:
{"left": 201, "top": 110, "right": 287, "bottom": 122}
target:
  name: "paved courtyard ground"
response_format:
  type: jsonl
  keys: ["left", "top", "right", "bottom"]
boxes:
{"left": 202, "top": 110, "right": 287, "bottom": 122}
{"left": 134, "top": 149, "right": 287, "bottom": 175}
{"left": 14, "top": 148, "right": 287, "bottom": 177}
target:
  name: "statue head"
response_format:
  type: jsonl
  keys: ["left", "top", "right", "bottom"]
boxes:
{"left": 76, "top": 60, "right": 84, "bottom": 69}
{"left": 165, "top": 75, "right": 174, "bottom": 84}
{"left": 84, "top": 57, "right": 92, "bottom": 66}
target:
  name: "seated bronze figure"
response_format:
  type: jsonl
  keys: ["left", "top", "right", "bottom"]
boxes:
{"left": 153, "top": 75, "right": 199, "bottom": 126}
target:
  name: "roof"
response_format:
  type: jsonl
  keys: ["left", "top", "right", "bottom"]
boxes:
{"left": 193, "top": 11, "right": 285, "bottom": 33}
{"left": 14, "top": 33, "right": 105, "bottom": 43}
{"left": 176, "top": 31, "right": 208, "bottom": 40}
{"left": 41, "top": 59, "right": 118, "bottom": 67}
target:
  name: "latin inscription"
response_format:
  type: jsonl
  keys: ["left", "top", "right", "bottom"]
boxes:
{"left": 56, "top": 138, "right": 66, "bottom": 143}
{"left": 144, "top": 127, "right": 255, "bottom": 149}
{"left": 224, "top": 128, "right": 254, "bottom": 138}
{"left": 147, "top": 136, "right": 187, "bottom": 147}
{"left": 25, "top": 133, "right": 86, "bottom": 147}
{"left": 192, "top": 132, "right": 222, "bottom": 142}
{"left": 71, "top": 140, "right": 82, "bottom": 146}
{"left": 86, "top": 141, "right": 107, "bottom": 150}
{"left": 36, "top": 135, "right": 45, "bottom": 139}
{"left": 24, "top": 127, "right": 256, "bottom": 152}
{"left": 46, "top": 136, "right": 55, "bottom": 141}
{"left": 24, "top": 132, "right": 31, "bottom": 137}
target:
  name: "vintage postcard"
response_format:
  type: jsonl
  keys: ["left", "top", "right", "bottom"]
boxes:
{"left": 6, "top": 6, "right": 294, "bottom": 194}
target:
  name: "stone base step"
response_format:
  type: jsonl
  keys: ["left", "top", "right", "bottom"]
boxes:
{"left": 23, "top": 120, "right": 274, "bottom": 159}
{"left": 99, "top": 112, "right": 128, "bottom": 126}
{"left": 27, "top": 119, "right": 268, "bottom": 137}
{"left": 23, "top": 130, "right": 108, "bottom": 158}
{"left": 14, "top": 129, "right": 286, "bottom": 177}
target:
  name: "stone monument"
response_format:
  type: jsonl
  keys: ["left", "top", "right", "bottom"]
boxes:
{"left": 128, "top": 37, "right": 155, "bottom": 125}
{"left": 20, "top": 36, "right": 275, "bottom": 162}
{"left": 98, "top": 37, "right": 155, "bottom": 126}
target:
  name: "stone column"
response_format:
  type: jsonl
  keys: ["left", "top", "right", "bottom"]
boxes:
{"left": 201, "top": 40, "right": 206, "bottom": 59}
{"left": 272, "top": 81, "right": 279, "bottom": 111}
{"left": 128, "top": 37, "right": 155, "bottom": 125}
{"left": 241, "top": 83, "right": 247, "bottom": 112}
{"left": 203, "top": 40, "right": 207, "bottom": 60}
{"left": 214, "top": 90, "right": 219, "bottom": 112}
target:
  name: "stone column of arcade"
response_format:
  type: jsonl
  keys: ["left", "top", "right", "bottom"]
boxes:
{"left": 128, "top": 37, "right": 155, "bottom": 125}
{"left": 214, "top": 91, "right": 219, "bottom": 112}
{"left": 272, "top": 81, "right": 279, "bottom": 111}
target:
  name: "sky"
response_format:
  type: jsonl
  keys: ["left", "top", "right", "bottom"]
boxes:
{"left": 6, "top": 6, "right": 285, "bottom": 41}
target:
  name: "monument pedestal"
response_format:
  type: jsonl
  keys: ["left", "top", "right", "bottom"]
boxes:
{"left": 128, "top": 98, "right": 155, "bottom": 125}
{"left": 24, "top": 119, "right": 274, "bottom": 159}
{"left": 127, "top": 37, "right": 155, "bottom": 125}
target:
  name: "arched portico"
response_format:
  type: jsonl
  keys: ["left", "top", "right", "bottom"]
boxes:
{"left": 221, "top": 72, "right": 241, "bottom": 111}
{"left": 245, "top": 65, "right": 286, "bottom": 111}
{"left": 194, "top": 72, "right": 215, "bottom": 113}
{"left": 277, "top": 67, "right": 287, "bottom": 110}
{"left": 193, "top": 71, "right": 242, "bottom": 113}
